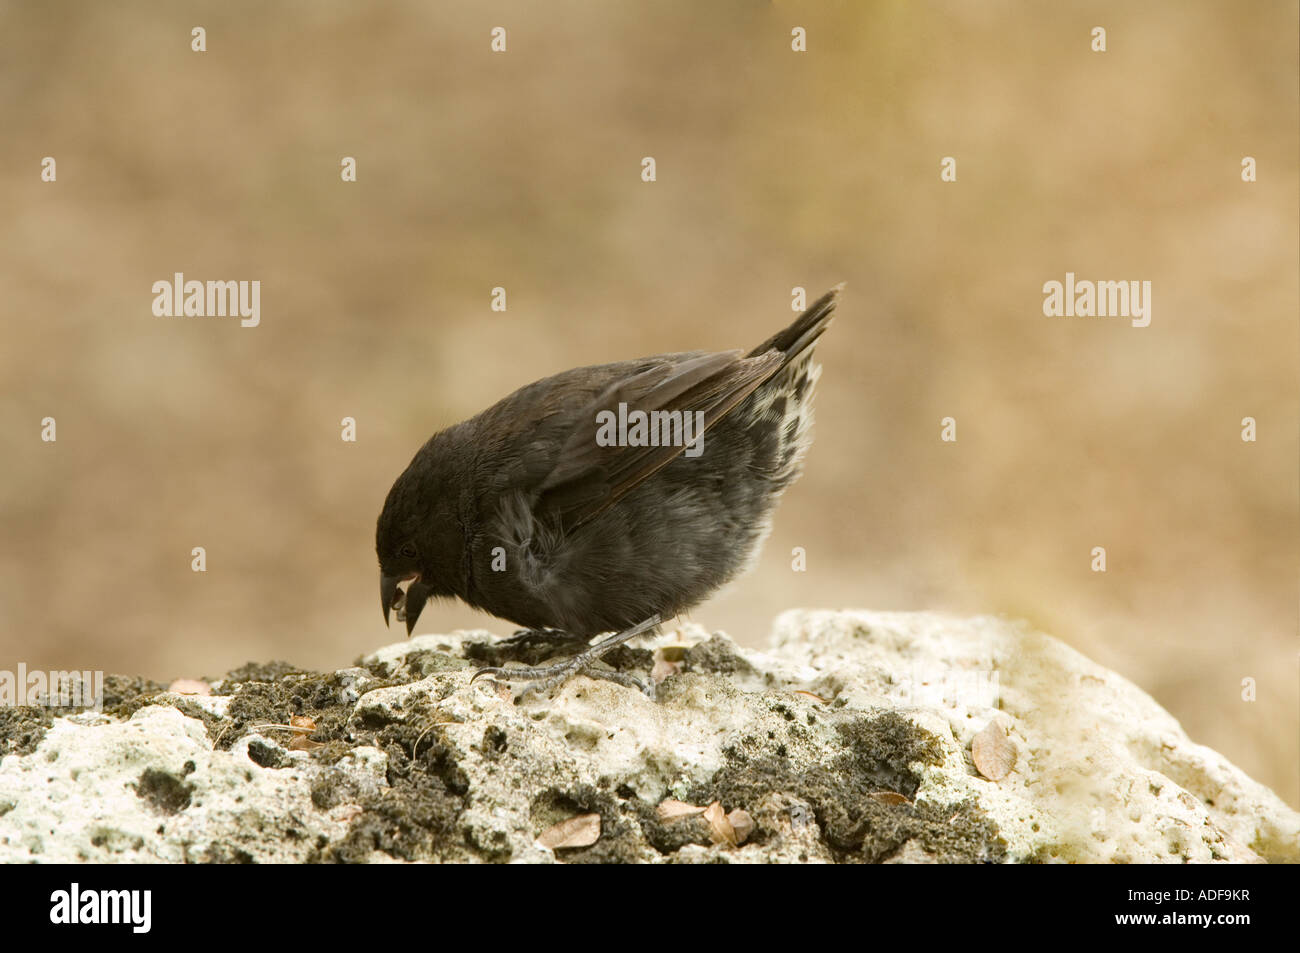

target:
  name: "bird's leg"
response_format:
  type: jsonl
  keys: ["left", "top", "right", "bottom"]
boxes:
{"left": 470, "top": 615, "right": 662, "bottom": 698}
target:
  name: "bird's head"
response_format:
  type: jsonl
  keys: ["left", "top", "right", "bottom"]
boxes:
{"left": 375, "top": 460, "right": 463, "bottom": 635}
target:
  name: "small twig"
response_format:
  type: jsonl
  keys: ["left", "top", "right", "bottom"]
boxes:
{"left": 412, "top": 717, "right": 462, "bottom": 758}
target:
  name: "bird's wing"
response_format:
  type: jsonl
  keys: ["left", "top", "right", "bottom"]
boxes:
{"left": 534, "top": 348, "right": 784, "bottom": 533}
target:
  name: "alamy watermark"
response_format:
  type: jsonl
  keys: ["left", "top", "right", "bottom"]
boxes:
{"left": 50, "top": 883, "right": 151, "bottom": 933}
{"left": 151, "top": 272, "right": 260, "bottom": 327}
{"left": 595, "top": 404, "right": 706, "bottom": 457}
{"left": 1042, "top": 271, "right": 1151, "bottom": 327}
{"left": 0, "top": 664, "right": 103, "bottom": 712}
{"left": 895, "top": 665, "right": 1000, "bottom": 709}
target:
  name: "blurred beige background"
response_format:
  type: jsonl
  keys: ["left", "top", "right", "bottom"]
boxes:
{"left": 1, "top": 1, "right": 1296, "bottom": 805}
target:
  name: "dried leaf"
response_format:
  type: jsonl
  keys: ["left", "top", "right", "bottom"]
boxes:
{"left": 727, "top": 809, "right": 755, "bottom": 844}
{"left": 704, "top": 801, "right": 737, "bottom": 847}
{"left": 656, "top": 798, "right": 706, "bottom": 822}
{"left": 286, "top": 714, "right": 323, "bottom": 750}
{"left": 868, "top": 791, "right": 911, "bottom": 805}
{"left": 972, "top": 719, "right": 1016, "bottom": 781}
{"left": 166, "top": 678, "right": 211, "bottom": 696}
{"left": 537, "top": 813, "right": 601, "bottom": 850}
{"left": 656, "top": 645, "right": 689, "bottom": 663}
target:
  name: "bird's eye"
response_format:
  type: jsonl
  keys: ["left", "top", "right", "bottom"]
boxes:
{"left": 399, "top": 543, "right": 417, "bottom": 559}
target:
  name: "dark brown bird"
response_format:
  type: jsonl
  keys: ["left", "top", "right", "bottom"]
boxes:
{"left": 376, "top": 285, "right": 841, "bottom": 695}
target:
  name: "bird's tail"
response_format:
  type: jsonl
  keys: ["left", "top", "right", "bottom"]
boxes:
{"left": 746, "top": 283, "right": 843, "bottom": 363}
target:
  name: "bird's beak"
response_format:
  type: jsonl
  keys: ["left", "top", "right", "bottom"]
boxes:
{"left": 380, "top": 573, "right": 402, "bottom": 627}
{"left": 401, "top": 579, "right": 433, "bottom": 636}
{"left": 380, "top": 572, "right": 432, "bottom": 636}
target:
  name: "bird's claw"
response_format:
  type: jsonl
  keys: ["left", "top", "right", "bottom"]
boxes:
{"left": 468, "top": 615, "right": 662, "bottom": 699}
{"left": 471, "top": 660, "right": 653, "bottom": 699}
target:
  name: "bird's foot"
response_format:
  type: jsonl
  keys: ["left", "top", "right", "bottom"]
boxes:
{"left": 470, "top": 615, "right": 661, "bottom": 699}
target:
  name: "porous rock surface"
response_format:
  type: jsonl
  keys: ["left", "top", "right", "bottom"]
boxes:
{"left": 1, "top": 610, "right": 1295, "bottom": 863}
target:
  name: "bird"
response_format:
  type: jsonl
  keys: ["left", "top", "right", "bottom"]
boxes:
{"left": 376, "top": 284, "right": 841, "bottom": 696}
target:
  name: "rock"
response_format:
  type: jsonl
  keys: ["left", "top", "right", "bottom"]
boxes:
{"left": 0, "top": 610, "right": 1295, "bottom": 863}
